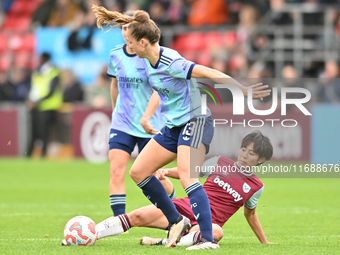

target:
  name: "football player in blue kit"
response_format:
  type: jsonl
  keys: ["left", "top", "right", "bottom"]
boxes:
{"left": 93, "top": 6, "right": 270, "bottom": 250}
{"left": 106, "top": 12, "right": 174, "bottom": 218}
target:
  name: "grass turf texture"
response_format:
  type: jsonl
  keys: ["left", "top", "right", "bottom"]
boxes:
{"left": 0, "top": 159, "right": 339, "bottom": 255}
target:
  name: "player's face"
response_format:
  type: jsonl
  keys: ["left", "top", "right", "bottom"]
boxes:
{"left": 121, "top": 24, "right": 130, "bottom": 43}
{"left": 238, "top": 142, "right": 263, "bottom": 168}
{"left": 126, "top": 30, "right": 146, "bottom": 58}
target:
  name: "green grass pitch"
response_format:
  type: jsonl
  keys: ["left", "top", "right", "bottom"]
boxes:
{"left": 0, "top": 158, "right": 339, "bottom": 255}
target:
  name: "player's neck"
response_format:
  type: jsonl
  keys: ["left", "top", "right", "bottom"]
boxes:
{"left": 125, "top": 46, "right": 135, "bottom": 55}
{"left": 145, "top": 44, "right": 161, "bottom": 66}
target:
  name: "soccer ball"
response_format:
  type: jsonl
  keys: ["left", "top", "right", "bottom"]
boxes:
{"left": 64, "top": 216, "right": 98, "bottom": 246}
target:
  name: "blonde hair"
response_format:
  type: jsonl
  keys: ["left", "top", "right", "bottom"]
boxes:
{"left": 92, "top": 5, "right": 160, "bottom": 44}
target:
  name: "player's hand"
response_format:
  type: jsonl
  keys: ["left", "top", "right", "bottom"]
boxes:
{"left": 244, "top": 83, "right": 271, "bottom": 100}
{"left": 154, "top": 169, "right": 168, "bottom": 180}
{"left": 141, "top": 119, "right": 159, "bottom": 135}
{"left": 262, "top": 241, "right": 279, "bottom": 244}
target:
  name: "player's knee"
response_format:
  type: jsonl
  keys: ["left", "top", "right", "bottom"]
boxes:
{"left": 212, "top": 226, "right": 224, "bottom": 242}
{"left": 110, "top": 165, "right": 126, "bottom": 180}
{"left": 129, "top": 167, "right": 142, "bottom": 183}
{"left": 128, "top": 209, "right": 143, "bottom": 227}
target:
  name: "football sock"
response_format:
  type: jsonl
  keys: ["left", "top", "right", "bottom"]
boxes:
{"left": 185, "top": 182, "right": 213, "bottom": 242}
{"left": 177, "top": 231, "right": 201, "bottom": 246}
{"left": 110, "top": 194, "right": 126, "bottom": 216}
{"left": 96, "top": 214, "right": 131, "bottom": 239}
{"left": 169, "top": 188, "right": 176, "bottom": 199}
{"left": 137, "top": 175, "right": 179, "bottom": 224}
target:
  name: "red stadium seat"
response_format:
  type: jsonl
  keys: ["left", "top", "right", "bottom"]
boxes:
{"left": 1, "top": 15, "right": 16, "bottom": 31}
{"left": 21, "top": 34, "right": 36, "bottom": 53}
{"left": 185, "top": 32, "right": 206, "bottom": 52}
{"left": 0, "top": 34, "right": 8, "bottom": 53}
{"left": 172, "top": 32, "right": 206, "bottom": 53}
{"left": 8, "top": 0, "right": 40, "bottom": 16}
{"left": 14, "top": 17, "right": 31, "bottom": 32}
{"left": 8, "top": 0, "right": 26, "bottom": 15}
{"left": 14, "top": 52, "right": 31, "bottom": 68}
{"left": 1, "top": 15, "right": 31, "bottom": 32}
{"left": 204, "top": 31, "right": 223, "bottom": 49}
{"left": 0, "top": 53, "right": 12, "bottom": 71}
{"left": 29, "top": 54, "right": 39, "bottom": 70}
{"left": 222, "top": 31, "right": 237, "bottom": 49}
{"left": 172, "top": 34, "right": 189, "bottom": 52}
{"left": 7, "top": 33, "right": 24, "bottom": 52}
{"left": 196, "top": 51, "right": 211, "bottom": 67}
{"left": 180, "top": 51, "right": 196, "bottom": 63}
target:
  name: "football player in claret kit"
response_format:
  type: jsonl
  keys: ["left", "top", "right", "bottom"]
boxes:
{"left": 93, "top": 131, "right": 276, "bottom": 247}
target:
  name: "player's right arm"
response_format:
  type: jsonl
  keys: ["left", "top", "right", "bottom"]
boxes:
{"left": 110, "top": 78, "right": 118, "bottom": 111}
{"left": 156, "top": 168, "right": 179, "bottom": 179}
{"left": 140, "top": 89, "right": 160, "bottom": 135}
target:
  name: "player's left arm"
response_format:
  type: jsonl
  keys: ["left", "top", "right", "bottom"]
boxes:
{"left": 140, "top": 89, "right": 160, "bottom": 135}
{"left": 191, "top": 65, "right": 270, "bottom": 100}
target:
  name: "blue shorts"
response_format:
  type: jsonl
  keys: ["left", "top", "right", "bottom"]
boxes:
{"left": 153, "top": 115, "right": 214, "bottom": 154}
{"left": 108, "top": 129, "right": 150, "bottom": 155}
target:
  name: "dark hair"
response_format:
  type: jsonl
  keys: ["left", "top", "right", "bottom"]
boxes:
{"left": 41, "top": 52, "right": 51, "bottom": 62}
{"left": 92, "top": 5, "right": 160, "bottom": 44}
{"left": 241, "top": 130, "right": 273, "bottom": 161}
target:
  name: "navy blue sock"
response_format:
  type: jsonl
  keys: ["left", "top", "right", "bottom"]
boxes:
{"left": 169, "top": 189, "right": 176, "bottom": 200}
{"left": 110, "top": 194, "right": 126, "bottom": 216}
{"left": 185, "top": 182, "right": 213, "bottom": 242}
{"left": 137, "top": 175, "right": 179, "bottom": 224}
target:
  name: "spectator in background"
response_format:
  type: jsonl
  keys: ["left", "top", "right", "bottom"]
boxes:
{"left": 31, "top": 0, "right": 56, "bottom": 28}
{"left": 167, "top": 0, "right": 187, "bottom": 24}
{"left": 47, "top": 0, "right": 79, "bottom": 27}
{"left": 85, "top": 71, "right": 111, "bottom": 108}
{"left": 237, "top": 5, "right": 260, "bottom": 46}
{"left": 27, "top": 52, "right": 63, "bottom": 158}
{"left": 10, "top": 68, "right": 31, "bottom": 102}
{"left": 67, "top": 0, "right": 100, "bottom": 51}
{"left": 269, "top": 0, "right": 293, "bottom": 25}
{"left": 0, "top": 70, "right": 13, "bottom": 101}
{"left": 317, "top": 60, "right": 340, "bottom": 103}
{"left": 149, "top": 1, "right": 171, "bottom": 26}
{"left": 282, "top": 65, "right": 298, "bottom": 86}
{"left": 187, "top": 0, "right": 228, "bottom": 27}
{"left": 281, "top": 64, "right": 306, "bottom": 101}
{"left": 61, "top": 69, "right": 83, "bottom": 103}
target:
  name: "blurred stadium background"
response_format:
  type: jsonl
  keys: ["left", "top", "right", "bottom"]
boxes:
{"left": 0, "top": 0, "right": 339, "bottom": 163}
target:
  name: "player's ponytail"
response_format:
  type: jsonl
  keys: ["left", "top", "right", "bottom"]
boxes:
{"left": 92, "top": 5, "right": 134, "bottom": 29}
{"left": 92, "top": 6, "right": 160, "bottom": 45}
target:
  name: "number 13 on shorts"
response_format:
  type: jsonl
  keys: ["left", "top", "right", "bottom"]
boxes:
{"left": 182, "top": 122, "right": 196, "bottom": 136}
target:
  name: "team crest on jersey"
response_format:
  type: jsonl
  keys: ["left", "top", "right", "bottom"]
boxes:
{"left": 243, "top": 183, "right": 251, "bottom": 193}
